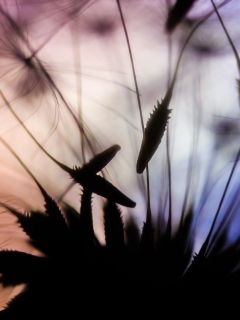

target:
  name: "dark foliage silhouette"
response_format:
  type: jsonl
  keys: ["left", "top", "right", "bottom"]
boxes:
{"left": 0, "top": 0, "right": 239, "bottom": 318}
{"left": 0, "top": 141, "right": 239, "bottom": 318}
{"left": 166, "top": 0, "right": 197, "bottom": 32}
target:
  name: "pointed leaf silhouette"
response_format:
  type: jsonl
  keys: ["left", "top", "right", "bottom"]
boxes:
{"left": 81, "top": 144, "right": 121, "bottom": 174}
{"left": 137, "top": 92, "right": 172, "bottom": 173}
{"left": 124, "top": 216, "right": 141, "bottom": 251}
{"left": 140, "top": 220, "right": 155, "bottom": 254}
{"left": 62, "top": 202, "right": 82, "bottom": 232}
{"left": 168, "top": 207, "right": 194, "bottom": 279}
{"left": 79, "top": 188, "right": 96, "bottom": 248}
{"left": 0, "top": 137, "right": 69, "bottom": 247}
{"left": 44, "top": 144, "right": 136, "bottom": 208}
{"left": 0, "top": 137, "right": 135, "bottom": 208}
{"left": 66, "top": 168, "right": 136, "bottom": 208}
{"left": 104, "top": 200, "right": 125, "bottom": 251}
{"left": 0, "top": 203, "right": 69, "bottom": 256}
{"left": 63, "top": 201, "right": 101, "bottom": 249}
{"left": 40, "top": 188, "right": 69, "bottom": 236}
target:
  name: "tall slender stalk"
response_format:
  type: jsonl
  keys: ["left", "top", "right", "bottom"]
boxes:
{"left": 116, "top": 0, "right": 152, "bottom": 222}
{"left": 71, "top": 19, "right": 86, "bottom": 164}
{"left": 205, "top": 148, "right": 240, "bottom": 256}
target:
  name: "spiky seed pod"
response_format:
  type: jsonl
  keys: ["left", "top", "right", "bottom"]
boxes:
{"left": 54, "top": 144, "right": 136, "bottom": 207}
{"left": 79, "top": 188, "right": 97, "bottom": 248}
{"left": 81, "top": 144, "right": 121, "bottom": 174}
{"left": 69, "top": 169, "right": 136, "bottom": 208}
{"left": 104, "top": 200, "right": 125, "bottom": 251}
{"left": 137, "top": 98, "right": 172, "bottom": 174}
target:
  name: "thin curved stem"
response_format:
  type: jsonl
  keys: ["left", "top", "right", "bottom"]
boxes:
{"left": 116, "top": 0, "right": 151, "bottom": 221}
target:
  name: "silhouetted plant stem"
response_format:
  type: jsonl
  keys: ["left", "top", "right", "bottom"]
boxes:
{"left": 0, "top": 4, "right": 96, "bottom": 160}
{"left": 168, "top": 0, "right": 232, "bottom": 94}
{"left": 166, "top": 0, "right": 173, "bottom": 239}
{"left": 0, "top": 90, "right": 54, "bottom": 162}
{"left": 204, "top": 148, "right": 240, "bottom": 256}
{"left": 136, "top": 1, "right": 231, "bottom": 177}
{"left": 0, "top": 2, "right": 240, "bottom": 316}
{"left": 115, "top": 0, "right": 144, "bottom": 132}
{"left": 0, "top": 136, "right": 47, "bottom": 198}
{"left": 71, "top": 19, "right": 86, "bottom": 164}
{"left": 116, "top": 0, "right": 151, "bottom": 221}
{"left": 146, "top": 166, "right": 152, "bottom": 224}
{"left": 0, "top": 90, "right": 82, "bottom": 185}
{"left": 210, "top": 0, "right": 240, "bottom": 107}
{"left": 211, "top": 0, "right": 240, "bottom": 73}
{"left": 179, "top": 156, "right": 194, "bottom": 229}
{"left": 166, "top": 127, "right": 172, "bottom": 239}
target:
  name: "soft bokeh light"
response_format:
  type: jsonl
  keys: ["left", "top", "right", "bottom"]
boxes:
{"left": 0, "top": 0, "right": 240, "bottom": 309}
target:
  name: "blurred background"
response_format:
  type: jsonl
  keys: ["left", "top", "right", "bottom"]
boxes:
{"left": 0, "top": 0, "right": 239, "bottom": 308}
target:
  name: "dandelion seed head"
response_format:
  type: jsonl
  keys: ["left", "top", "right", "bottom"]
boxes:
{"left": 0, "top": 14, "right": 50, "bottom": 101}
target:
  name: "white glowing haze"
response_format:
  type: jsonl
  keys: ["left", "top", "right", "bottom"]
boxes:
{"left": 0, "top": 0, "right": 239, "bottom": 308}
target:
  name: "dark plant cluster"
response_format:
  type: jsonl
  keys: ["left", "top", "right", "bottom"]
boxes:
{"left": 0, "top": 0, "right": 239, "bottom": 318}
{"left": 0, "top": 143, "right": 239, "bottom": 319}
